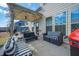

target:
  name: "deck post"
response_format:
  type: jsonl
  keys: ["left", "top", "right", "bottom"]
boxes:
{"left": 8, "top": 4, "right": 15, "bottom": 36}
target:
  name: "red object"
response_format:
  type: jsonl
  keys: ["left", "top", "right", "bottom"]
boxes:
{"left": 68, "top": 29, "right": 79, "bottom": 48}
{"left": 68, "top": 29, "right": 79, "bottom": 42}
{"left": 69, "top": 42, "right": 79, "bottom": 48}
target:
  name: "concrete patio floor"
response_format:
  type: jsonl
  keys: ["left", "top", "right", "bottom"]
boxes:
{"left": 28, "top": 36, "right": 70, "bottom": 56}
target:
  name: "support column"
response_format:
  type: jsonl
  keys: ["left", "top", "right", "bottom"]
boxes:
{"left": 33, "top": 22, "right": 37, "bottom": 35}
{"left": 39, "top": 16, "right": 46, "bottom": 35}
{"left": 66, "top": 9, "right": 71, "bottom": 36}
{"left": 8, "top": 4, "right": 15, "bottom": 36}
{"left": 52, "top": 16, "right": 55, "bottom": 32}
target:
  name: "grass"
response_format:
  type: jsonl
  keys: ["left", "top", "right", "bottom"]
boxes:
{"left": 0, "top": 32, "right": 10, "bottom": 46}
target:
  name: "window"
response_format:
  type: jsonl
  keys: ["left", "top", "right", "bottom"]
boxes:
{"left": 46, "top": 17, "right": 52, "bottom": 32}
{"left": 71, "top": 7, "right": 79, "bottom": 32}
{"left": 55, "top": 11, "right": 66, "bottom": 35}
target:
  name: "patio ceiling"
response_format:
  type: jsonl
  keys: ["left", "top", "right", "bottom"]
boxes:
{"left": 7, "top": 3, "right": 42, "bottom": 21}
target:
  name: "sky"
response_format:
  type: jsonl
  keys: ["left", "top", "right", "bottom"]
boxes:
{"left": 0, "top": 3, "right": 40, "bottom": 27}
{"left": 17, "top": 3, "right": 40, "bottom": 11}
{"left": 0, "top": 3, "right": 10, "bottom": 27}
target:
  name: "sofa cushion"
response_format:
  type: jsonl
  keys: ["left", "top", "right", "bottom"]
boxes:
{"left": 45, "top": 35, "right": 50, "bottom": 38}
{"left": 24, "top": 32, "right": 35, "bottom": 37}
{"left": 30, "top": 32, "right": 35, "bottom": 36}
{"left": 24, "top": 33, "right": 30, "bottom": 37}
{"left": 48, "top": 31, "right": 61, "bottom": 36}
{"left": 49, "top": 36, "right": 58, "bottom": 41}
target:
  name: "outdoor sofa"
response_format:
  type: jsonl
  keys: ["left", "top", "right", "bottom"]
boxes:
{"left": 23, "top": 32, "right": 38, "bottom": 42}
{"left": 43, "top": 31, "right": 63, "bottom": 46}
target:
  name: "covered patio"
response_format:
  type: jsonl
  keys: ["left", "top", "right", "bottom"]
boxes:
{"left": 0, "top": 3, "right": 71, "bottom": 56}
{"left": 9, "top": 3, "right": 70, "bottom": 56}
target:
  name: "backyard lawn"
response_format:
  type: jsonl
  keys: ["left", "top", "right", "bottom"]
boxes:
{"left": 0, "top": 32, "right": 10, "bottom": 46}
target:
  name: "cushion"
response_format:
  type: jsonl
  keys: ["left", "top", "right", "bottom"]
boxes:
{"left": 4, "top": 37, "right": 16, "bottom": 56}
{"left": 48, "top": 31, "right": 61, "bottom": 36}
{"left": 45, "top": 35, "right": 50, "bottom": 38}
{"left": 49, "top": 36, "right": 58, "bottom": 40}
{"left": 30, "top": 32, "right": 35, "bottom": 36}
{"left": 24, "top": 33, "right": 30, "bottom": 37}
